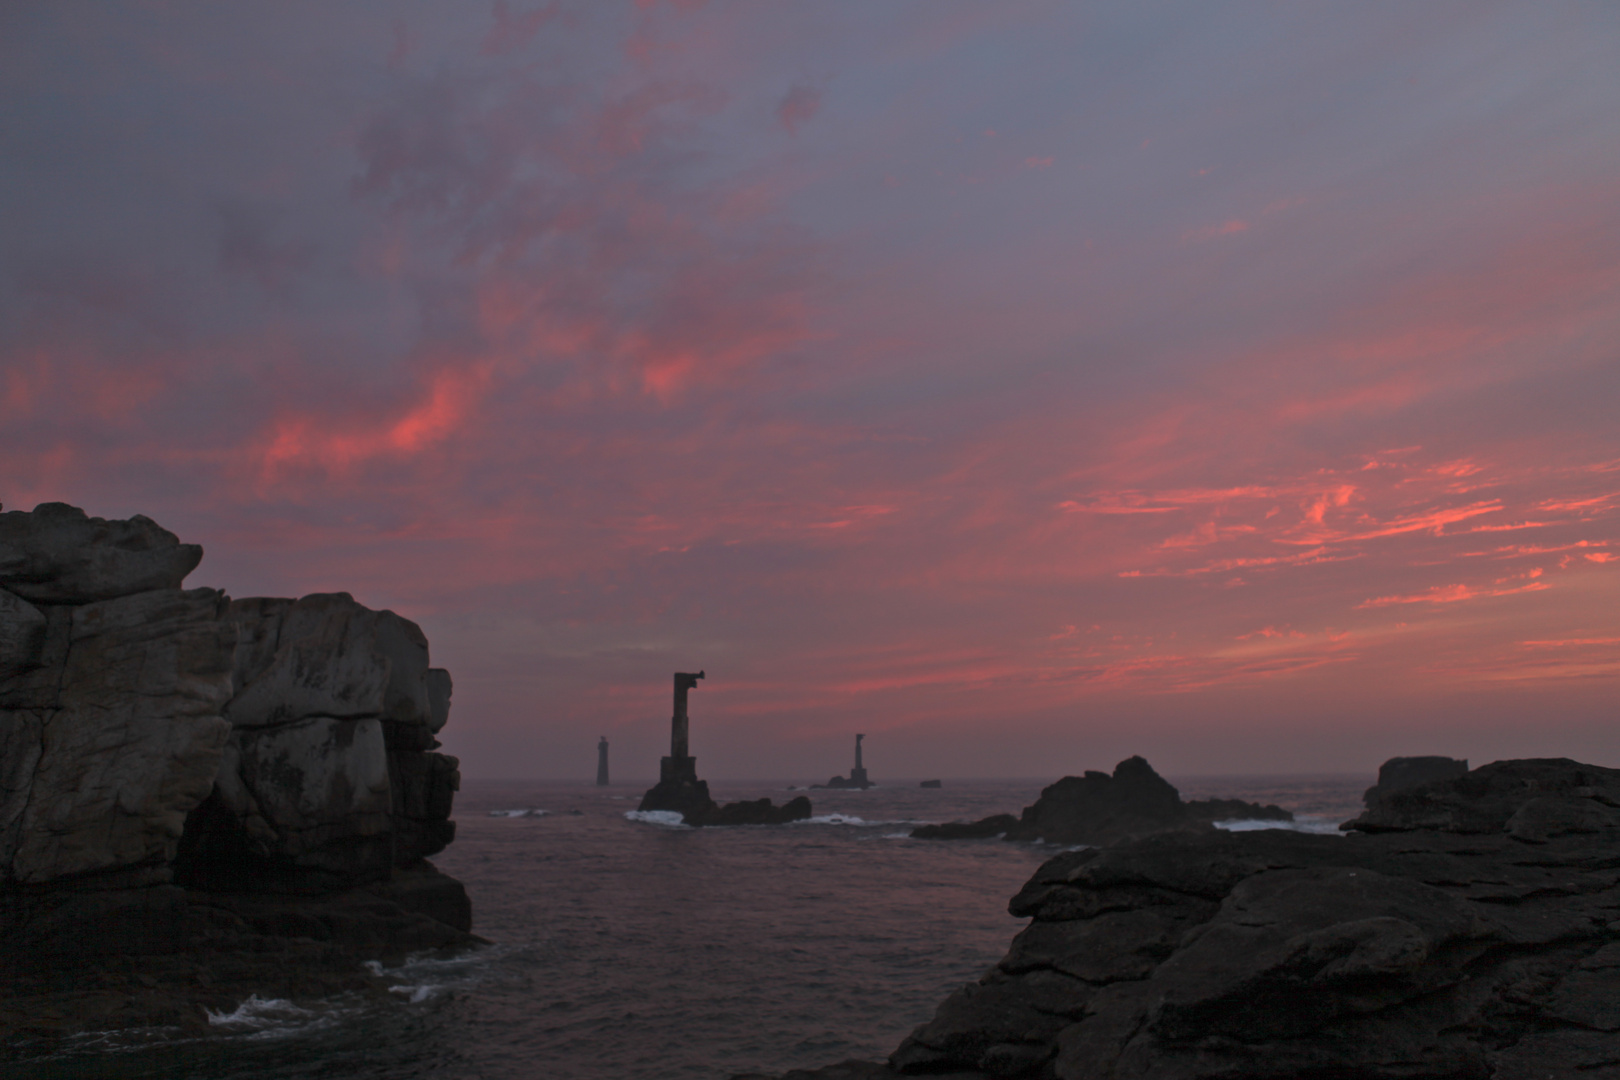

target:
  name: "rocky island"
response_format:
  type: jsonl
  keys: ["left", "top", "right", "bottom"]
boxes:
{"left": 742, "top": 756, "right": 1620, "bottom": 1079}
{"left": 910, "top": 755, "right": 1291, "bottom": 845}
{"left": 1, "top": 503, "right": 476, "bottom": 1045}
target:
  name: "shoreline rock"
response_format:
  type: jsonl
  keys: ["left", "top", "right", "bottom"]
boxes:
{"left": 745, "top": 756, "right": 1620, "bottom": 1079}
{"left": 1, "top": 502, "right": 479, "bottom": 1047}
{"left": 1360, "top": 753, "right": 1469, "bottom": 811}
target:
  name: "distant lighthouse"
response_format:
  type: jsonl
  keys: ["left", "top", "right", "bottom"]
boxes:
{"left": 596, "top": 736, "right": 610, "bottom": 786}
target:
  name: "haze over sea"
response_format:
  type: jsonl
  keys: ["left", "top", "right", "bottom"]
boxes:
{"left": 14, "top": 775, "right": 1366, "bottom": 1080}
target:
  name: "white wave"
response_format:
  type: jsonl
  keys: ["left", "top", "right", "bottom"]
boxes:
{"left": 488, "top": 808, "right": 546, "bottom": 817}
{"left": 387, "top": 984, "right": 441, "bottom": 1004}
{"left": 796, "top": 813, "right": 870, "bottom": 826}
{"left": 792, "top": 813, "right": 932, "bottom": 827}
{"left": 205, "top": 995, "right": 320, "bottom": 1033}
{"left": 624, "top": 809, "right": 688, "bottom": 828}
{"left": 1215, "top": 817, "right": 1343, "bottom": 835}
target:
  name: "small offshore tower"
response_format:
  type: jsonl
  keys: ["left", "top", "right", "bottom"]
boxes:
{"left": 596, "top": 736, "right": 610, "bottom": 786}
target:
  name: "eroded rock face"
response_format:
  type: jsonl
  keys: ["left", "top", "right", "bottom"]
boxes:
{"left": 0, "top": 502, "right": 473, "bottom": 1010}
{"left": 184, "top": 591, "right": 462, "bottom": 884}
{"left": 1, "top": 587, "right": 234, "bottom": 885}
{"left": 881, "top": 758, "right": 1620, "bottom": 1080}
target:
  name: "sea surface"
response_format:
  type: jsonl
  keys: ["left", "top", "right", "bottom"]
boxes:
{"left": 16, "top": 774, "right": 1369, "bottom": 1080}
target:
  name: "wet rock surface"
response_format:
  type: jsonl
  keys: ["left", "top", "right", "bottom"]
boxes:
{"left": 756, "top": 757, "right": 1620, "bottom": 1080}
{"left": 910, "top": 756, "right": 1291, "bottom": 846}
{"left": 0, "top": 503, "right": 477, "bottom": 1048}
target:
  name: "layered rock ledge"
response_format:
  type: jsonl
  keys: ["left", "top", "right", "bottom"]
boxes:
{"left": 745, "top": 757, "right": 1620, "bottom": 1080}
{"left": 1, "top": 503, "right": 476, "bottom": 1046}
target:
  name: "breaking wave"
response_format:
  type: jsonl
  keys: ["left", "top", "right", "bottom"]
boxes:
{"left": 1214, "top": 817, "right": 1343, "bottom": 835}
{"left": 624, "top": 809, "right": 688, "bottom": 828}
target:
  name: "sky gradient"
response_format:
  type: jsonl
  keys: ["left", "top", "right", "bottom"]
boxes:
{"left": 4, "top": 1, "right": 1618, "bottom": 780}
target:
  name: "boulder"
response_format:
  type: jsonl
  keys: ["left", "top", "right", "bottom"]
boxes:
{"left": 0, "top": 502, "right": 202, "bottom": 603}
{"left": 1362, "top": 754, "right": 1469, "bottom": 808}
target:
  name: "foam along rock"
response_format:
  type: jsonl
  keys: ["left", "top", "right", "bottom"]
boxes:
{"left": 217, "top": 716, "right": 394, "bottom": 880}
{"left": 0, "top": 502, "right": 203, "bottom": 603}
{"left": 1, "top": 588, "right": 234, "bottom": 884}
{"left": 225, "top": 593, "right": 432, "bottom": 730}
{"left": 0, "top": 588, "right": 47, "bottom": 678}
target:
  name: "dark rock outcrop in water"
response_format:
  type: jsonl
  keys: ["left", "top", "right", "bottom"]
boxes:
{"left": 744, "top": 757, "right": 1620, "bottom": 1080}
{"left": 909, "top": 756, "right": 1291, "bottom": 845}
{"left": 1362, "top": 753, "right": 1468, "bottom": 809}
{"left": 0, "top": 503, "right": 476, "bottom": 1044}
{"left": 1183, "top": 796, "right": 1292, "bottom": 822}
{"left": 638, "top": 778, "right": 813, "bottom": 827}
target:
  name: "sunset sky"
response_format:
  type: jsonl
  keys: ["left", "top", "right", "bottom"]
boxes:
{"left": 4, "top": 2, "right": 1618, "bottom": 781}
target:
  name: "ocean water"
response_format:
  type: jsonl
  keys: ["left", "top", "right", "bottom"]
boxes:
{"left": 13, "top": 774, "right": 1369, "bottom": 1080}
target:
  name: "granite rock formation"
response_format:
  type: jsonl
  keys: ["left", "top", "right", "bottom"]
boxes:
{"left": 909, "top": 756, "right": 1290, "bottom": 845}
{"left": 0, "top": 503, "right": 475, "bottom": 1044}
{"left": 745, "top": 757, "right": 1620, "bottom": 1080}
{"left": 1361, "top": 754, "right": 1469, "bottom": 809}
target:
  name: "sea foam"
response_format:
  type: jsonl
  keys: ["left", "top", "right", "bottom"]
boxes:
{"left": 1214, "top": 817, "right": 1342, "bottom": 835}
{"left": 624, "top": 809, "right": 688, "bottom": 828}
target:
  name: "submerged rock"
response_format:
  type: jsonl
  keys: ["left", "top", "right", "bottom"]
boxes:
{"left": 0, "top": 502, "right": 477, "bottom": 1044}
{"left": 751, "top": 756, "right": 1620, "bottom": 1080}
{"left": 910, "top": 756, "right": 1292, "bottom": 846}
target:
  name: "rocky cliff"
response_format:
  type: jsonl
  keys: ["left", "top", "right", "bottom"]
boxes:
{"left": 0, "top": 503, "right": 475, "bottom": 1042}
{"left": 744, "top": 757, "right": 1620, "bottom": 1080}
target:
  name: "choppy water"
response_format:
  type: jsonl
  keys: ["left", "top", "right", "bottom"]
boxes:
{"left": 12, "top": 774, "right": 1368, "bottom": 1080}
